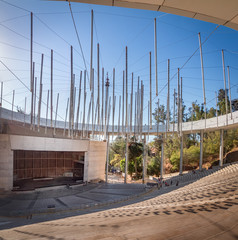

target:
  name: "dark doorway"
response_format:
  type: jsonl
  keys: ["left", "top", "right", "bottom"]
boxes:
{"left": 13, "top": 150, "right": 85, "bottom": 190}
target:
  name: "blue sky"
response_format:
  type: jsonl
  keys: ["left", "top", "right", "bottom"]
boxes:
{"left": 0, "top": 0, "right": 238, "bottom": 125}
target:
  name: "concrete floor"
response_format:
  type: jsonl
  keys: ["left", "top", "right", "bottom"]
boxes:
{"left": 0, "top": 163, "right": 238, "bottom": 240}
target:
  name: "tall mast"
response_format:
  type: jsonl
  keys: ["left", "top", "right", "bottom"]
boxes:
{"left": 198, "top": 33, "right": 206, "bottom": 127}
{"left": 90, "top": 9, "right": 94, "bottom": 91}
{"left": 154, "top": 18, "right": 158, "bottom": 96}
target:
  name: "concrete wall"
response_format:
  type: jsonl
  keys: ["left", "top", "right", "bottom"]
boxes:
{"left": 0, "top": 135, "right": 13, "bottom": 191}
{"left": 0, "top": 134, "right": 106, "bottom": 191}
{"left": 85, "top": 140, "right": 107, "bottom": 182}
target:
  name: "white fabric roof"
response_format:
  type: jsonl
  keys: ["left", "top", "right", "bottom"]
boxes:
{"left": 55, "top": 0, "right": 238, "bottom": 30}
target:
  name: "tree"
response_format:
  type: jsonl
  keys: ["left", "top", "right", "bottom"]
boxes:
{"left": 217, "top": 89, "right": 230, "bottom": 115}
{"left": 207, "top": 107, "right": 216, "bottom": 118}
{"left": 153, "top": 103, "right": 166, "bottom": 124}
{"left": 128, "top": 141, "right": 143, "bottom": 178}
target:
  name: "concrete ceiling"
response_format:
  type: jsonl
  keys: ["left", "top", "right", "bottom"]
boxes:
{"left": 55, "top": 0, "right": 238, "bottom": 31}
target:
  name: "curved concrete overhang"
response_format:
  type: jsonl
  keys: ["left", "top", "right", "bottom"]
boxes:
{"left": 53, "top": 0, "right": 238, "bottom": 31}
{"left": 1, "top": 108, "right": 238, "bottom": 136}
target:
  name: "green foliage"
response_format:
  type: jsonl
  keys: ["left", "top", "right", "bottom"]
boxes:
{"left": 147, "top": 156, "right": 160, "bottom": 176}
{"left": 119, "top": 158, "right": 136, "bottom": 177}
{"left": 183, "top": 145, "right": 200, "bottom": 166}
{"left": 170, "top": 152, "right": 180, "bottom": 172}
{"left": 153, "top": 103, "right": 166, "bottom": 124}
{"left": 110, "top": 137, "right": 126, "bottom": 157}
{"left": 110, "top": 154, "right": 122, "bottom": 168}
{"left": 224, "top": 129, "right": 238, "bottom": 153}
{"left": 120, "top": 158, "right": 125, "bottom": 173}
{"left": 164, "top": 136, "right": 180, "bottom": 159}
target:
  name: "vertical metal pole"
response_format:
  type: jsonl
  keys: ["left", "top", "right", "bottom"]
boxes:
{"left": 215, "top": 91, "right": 218, "bottom": 127}
{"left": 82, "top": 70, "right": 86, "bottom": 137}
{"left": 148, "top": 101, "right": 150, "bottom": 142}
{"left": 125, "top": 47, "right": 128, "bottom": 130}
{"left": 31, "top": 62, "right": 35, "bottom": 128}
{"left": 64, "top": 98, "right": 69, "bottom": 136}
{"left": 137, "top": 77, "right": 140, "bottom": 137}
{"left": 167, "top": 59, "right": 170, "bottom": 132}
{"left": 70, "top": 46, "right": 74, "bottom": 137}
{"left": 140, "top": 82, "right": 144, "bottom": 141}
{"left": 30, "top": 12, "right": 33, "bottom": 92}
{"left": 118, "top": 95, "right": 121, "bottom": 136}
{"left": 24, "top": 97, "right": 26, "bottom": 126}
{"left": 106, "top": 97, "right": 111, "bottom": 137}
{"left": 157, "top": 98, "right": 159, "bottom": 138}
{"left": 173, "top": 89, "right": 175, "bottom": 133}
{"left": 101, "top": 67, "right": 104, "bottom": 132}
{"left": 198, "top": 33, "right": 206, "bottom": 127}
{"left": 199, "top": 130, "right": 203, "bottom": 171}
{"left": 105, "top": 136, "right": 110, "bottom": 183}
{"left": 130, "top": 72, "right": 133, "bottom": 134}
{"left": 180, "top": 77, "right": 183, "bottom": 136}
{"left": 227, "top": 66, "right": 233, "bottom": 119}
{"left": 149, "top": 52, "right": 152, "bottom": 129}
{"left": 45, "top": 90, "right": 49, "bottom": 134}
{"left": 122, "top": 71, "right": 125, "bottom": 135}
{"left": 106, "top": 106, "right": 112, "bottom": 184}
{"left": 142, "top": 136, "right": 146, "bottom": 184}
{"left": 154, "top": 18, "right": 158, "bottom": 96}
{"left": 219, "top": 129, "right": 224, "bottom": 167}
{"left": 104, "top": 73, "right": 109, "bottom": 140}
{"left": 94, "top": 98, "right": 98, "bottom": 134}
{"left": 177, "top": 68, "right": 180, "bottom": 134}
{"left": 54, "top": 93, "right": 59, "bottom": 135}
{"left": 51, "top": 49, "right": 53, "bottom": 127}
{"left": 179, "top": 134, "right": 183, "bottom": 175}
{"left": 134, "top": 92, "right": 137, "bottom": 137}
{"left": 11, "top": 90, "right": 15, "bottom": 120}
{"left": 90, "top": 9, "right": 93, "bottom": 91}
{"left": 72, "top": 83, "right": 75, "bottom": 135}
{"left": 92, "top": 69, "right": 94, "bottom": 137}
{"left": 33, "top": 77, "right": 37, "bottom": 130}
{"left": 0, "top": 82, "right": 3, "bottom": 108}
{"left": 221, "top": 50, "right": 228, "bottom": 125}
{"left": 87, "top": 95, "right": 92, "bottom": 136}
{"left": 97, "top": 43, "right": 100, "bottom": 127}
{"left": 124, "top": 134, "right": 128, "bottom": 184}
{"left": 112, "top": 68, "right": 115, "bottom": 138}
{"left": 38, "top": 53, "right": 44, "bottom": 131}
{"left": 160, "top": 134, "right": 164, "bottom": 179}
{"left": 76, "top": 71, "right": 82, "bottom": 134}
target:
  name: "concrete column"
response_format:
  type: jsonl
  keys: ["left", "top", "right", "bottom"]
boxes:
{"left": 160, "top": 134, "right": 164, "bottom": 179}
{"left": 124, "top": 134, "right": 128, "bottom": 184}
{"left": 0, "top": 135, "right": 13, "bottom": 191}
{"left": 83, "top": 151, "right": 89, "bottom": 183}
{"left": 219, "top": 129, "right": 224, "bottom": 167}
{"left": 142, "top": 136, "right": 147, "bottom": 184}
{"left": 105, "top": 137, "right": 109, "bottom": 183}
{"left": 199, "top": 130, "right": 204, "bottom": 171}
{"left": 179, "top": 134, "right": 183, "bottom": 175}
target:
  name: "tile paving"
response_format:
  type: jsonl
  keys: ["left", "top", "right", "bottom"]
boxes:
{"left": 0, "top": 163, "right": 237, "bottom": 239}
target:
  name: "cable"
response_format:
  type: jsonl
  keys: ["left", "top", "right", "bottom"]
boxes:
{"left": 0, "top": 59, "right": 65, "bottom": 121}
{"left": 68, "top": 0, "right": 90, "bottom": 86}
{"left": 0, "top": 14, "right": 29, "bottom": 24}
{"left": 0, "top": 59, "right": 30, "bottom": 91}
{"left": 34, "top": 15, "right": 72, "bottom": 47}
{"left": 93, "top": 13, "right": 104, "bottom": 68}
{"left": 0, "top": 0, "right": 30, "bottom": 13}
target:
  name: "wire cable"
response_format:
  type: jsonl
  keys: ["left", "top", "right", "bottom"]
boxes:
{"left": 68, "top": 0, "right": 90, "bottom": 86}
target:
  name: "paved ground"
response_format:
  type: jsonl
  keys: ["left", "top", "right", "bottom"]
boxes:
{"left": 0, "top": 163, "right": 238, "bottom": 239}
